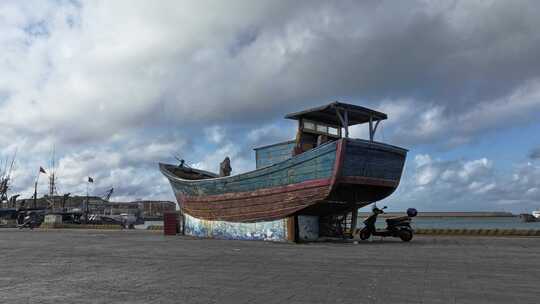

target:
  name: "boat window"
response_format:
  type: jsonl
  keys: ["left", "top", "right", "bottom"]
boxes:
{"left": 316, "top": 124, "right": 327, "bottom": 133}
{"left": 303, "top": 121, "right": 315, "bottom": 130}
{"left": 301, "top": 119, "right": 341, "bottom": 138}
{"left": 328, "top": 126, "right": 339, "bottom": 136}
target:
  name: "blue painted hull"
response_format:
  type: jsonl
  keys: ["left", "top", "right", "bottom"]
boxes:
{"left": 160, "top": 139, "right": 407, "bottom": 223}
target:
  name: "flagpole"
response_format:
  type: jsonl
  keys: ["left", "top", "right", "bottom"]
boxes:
{"left": 33, "top": 180, "right": 37, "bottom": 209}
{"left": 85, "top": 179, "right": 89, "bottom": 224}
{"left": 85, "top": 176, "right": 94, "bottom": 224}
{"left": 33, "top": 170, "right": 41, "bottom": 209}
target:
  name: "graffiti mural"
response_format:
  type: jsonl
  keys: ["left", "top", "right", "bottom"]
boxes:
{"left": 184, "top": 214, "right": 288, "bottom": 241}
{"left": 297, "top": 215, "right": 319, "bottom": 241}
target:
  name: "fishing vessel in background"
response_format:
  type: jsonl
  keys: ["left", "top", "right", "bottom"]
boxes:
{"left": 519, "top": 211, "right": 540, "bottom": 222}
{"left": 160, "top": 102, "right": 408, "bottom": 241}
{"left": 0, "top": 151, "right": 175, "bottom": 228}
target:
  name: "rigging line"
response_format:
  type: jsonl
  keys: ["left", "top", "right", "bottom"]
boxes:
{"left": 7, "top": 148, "right": 17, "bottom": 177}
{"left": 172, "top": 153, "right": 193, "bottom": 168}
{"left": 54, "top": 179, "right": 62, "bottom": 195}
{"left": 51, "top": 145, "right": 56, "bottom": 176}
{"left": 2, "top": 157, "right": 7, "bottom": 177}
{"left": 54, "top": 157, "right": 64, "bottom": 186}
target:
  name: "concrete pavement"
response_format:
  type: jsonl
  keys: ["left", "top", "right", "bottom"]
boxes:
{"left": 0, "top": 229, "right": 538, "bottom": 304}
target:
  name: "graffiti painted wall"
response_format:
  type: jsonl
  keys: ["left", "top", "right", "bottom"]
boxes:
{"left": 297, "top": 215, "right": 319, "bottom": 241}
{"left": 184, "top": 213, "right": 288, "bottom": 241}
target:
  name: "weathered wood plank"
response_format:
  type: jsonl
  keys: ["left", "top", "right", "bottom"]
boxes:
{"left": 161, "top": 137, "right": 407, "bottom": 223}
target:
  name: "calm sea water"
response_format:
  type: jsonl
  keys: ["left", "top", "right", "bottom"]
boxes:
{"left": 364, "top": 217, "right": 540, "bottom": 230}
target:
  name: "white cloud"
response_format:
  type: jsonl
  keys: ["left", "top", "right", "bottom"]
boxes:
{"left": 2, "top": 1, "right": 540, "bottom": 148}
{"left": 192, "top": 142, "right": 252, "bottom": 175}
{"left": 4, "top": 135, "right": 186, "bottom": 201}
{"left": 204, "top": 126, "right": 225, "bottom": 144}
{"left": 387, "top": 153, "right": 540, "bottom": 212}
{"left": 2, "top": 0, "right": 540, "bottom": 209}
{"left": 414, "top": 154, "right": 432, "bottom": 168}
{"left": 415, "top": 166, "right": 438, "bottom": 186}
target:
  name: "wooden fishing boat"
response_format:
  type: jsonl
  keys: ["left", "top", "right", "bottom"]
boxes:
{"left": 160, "top": 102, "right": 407, "bottom": 230}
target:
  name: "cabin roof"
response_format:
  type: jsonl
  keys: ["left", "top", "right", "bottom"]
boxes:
{"left": 284, "top": 101, "right": 387, "bottom": 126}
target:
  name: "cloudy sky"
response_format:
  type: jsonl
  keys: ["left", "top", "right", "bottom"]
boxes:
{"left": 1, "top": 0, "right": 539, "bottom": 212}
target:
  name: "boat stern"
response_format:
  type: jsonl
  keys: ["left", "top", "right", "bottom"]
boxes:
{"left": 329, "top": 138, "right": 407, "bottom": 204}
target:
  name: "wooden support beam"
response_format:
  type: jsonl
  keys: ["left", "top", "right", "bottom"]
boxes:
{"left": 344, "top": 110, "right": 349, "bottom": 138}
{"left": 369, "top": 116, "right": 373, "bottom": 141}
{"left": 287, "top": 216, "right": 297, "bottom": 242}
{"left": 350, "top": 206, "right": 358, "bottom": 238}
{"left": 335, "top": 108, "right": 349, "bottom": 138}
{"left": 372, "top": 120, "right": 381, "bottom": 140}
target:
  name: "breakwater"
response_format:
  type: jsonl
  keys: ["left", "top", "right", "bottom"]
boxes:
{"left": 358, "top": 214, "right": 540, "bottom": 230}
{"left": 410, "top": 216, "right": 540, "bottom": 230}
{"left": 416, "top": 228, "right": 540, "bottom": 236}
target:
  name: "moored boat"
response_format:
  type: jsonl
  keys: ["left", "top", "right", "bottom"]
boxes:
{"left": 521, "top": 211, "right": 540, "bottom": 222}
{"left": 160, "top": 102, "right": 408, "bottom": 241}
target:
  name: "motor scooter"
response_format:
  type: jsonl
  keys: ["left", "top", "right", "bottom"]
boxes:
{"left": 358, "top": 205, "right": 417, "bottom": 242}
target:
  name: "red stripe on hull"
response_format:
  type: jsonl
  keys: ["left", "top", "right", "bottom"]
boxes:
{"left": 338, "top": 176, "right": 399, "bottom": 188}
{"left": 182, "top": 178, "right": 331, "bottom": 203}
{"left": 172, "top": 139, "right": 402, "bottom": 222}
{"left": 329, "top": 139, "right": 345, "bottom": 191}
{"left": 179, "top": 178, "right": 332, "bottom": 222}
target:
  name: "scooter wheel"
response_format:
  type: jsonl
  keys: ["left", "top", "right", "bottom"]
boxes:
{"left": 359, "top": 228, "right": 371, "bottom": 240}
{"left": 399, "top": 230, "right": 413, "bottom": 242}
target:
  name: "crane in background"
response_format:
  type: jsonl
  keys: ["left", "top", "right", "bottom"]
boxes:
{"left": 0, "top": 152, "right": 17, "bottom": 206}
{"left": 102, "top": 188, "right": 114, "bottom": 202}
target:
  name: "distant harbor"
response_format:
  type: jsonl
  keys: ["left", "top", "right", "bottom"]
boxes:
{"left": 357, "top": 212, "right": 540, "bottom": 231}
{"left": 358, "top": 211, "right": 515, "bottom": 218}
{"left": 0, "top": 195, "right": 175, "bottom": 228}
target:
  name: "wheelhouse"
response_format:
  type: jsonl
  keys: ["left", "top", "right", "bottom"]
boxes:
{"left": 254, "top": 101, "right": 389, "bottom": 168}
{"left": 285, "top": 101, "right": 387, "bottom": 155}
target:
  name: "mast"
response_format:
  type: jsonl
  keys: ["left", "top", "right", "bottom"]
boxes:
{"left": 49, "top": 148, "right": 56, "bottom": 196}
{"left": 85, "top": 179, "right": 89, "bottom": 224}
{"left": 0, "top": 159, "right": 7, "bottom": 203}
{"left": 48, "top": 147, "right": 57, "bottom": 210}
{"left": 49, "top": 173, "right": 56, "bottom": 197}
{"left": 33, "top": 179, "right": 38, "bottom": 209}
{"left": 0, "top": 151, "right": 16, "bottom": 205}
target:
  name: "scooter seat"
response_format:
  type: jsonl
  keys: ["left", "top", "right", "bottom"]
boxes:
{"left": 386, "top": 216, "right": 410, "bottom": 224}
